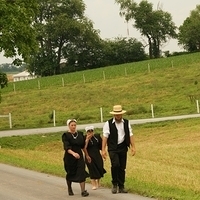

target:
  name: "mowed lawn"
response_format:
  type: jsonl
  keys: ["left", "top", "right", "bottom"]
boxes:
{"left": 0, "top": 118, "right": 200, "bottom": 200}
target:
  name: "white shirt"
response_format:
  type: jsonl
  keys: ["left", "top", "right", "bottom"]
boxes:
{"left": 103, "top": 118, "right": 133, "bottom": 144}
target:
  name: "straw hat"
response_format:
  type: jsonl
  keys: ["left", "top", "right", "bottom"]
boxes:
{"left": 109, "top": 105, "right": 126, "bottom": 115}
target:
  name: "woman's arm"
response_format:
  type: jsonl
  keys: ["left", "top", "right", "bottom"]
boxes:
{"left": 83, "top": 135, "right": 92, "bottom": 163}
{"left": 67, "top": 149, "right": 80, "bottom": 159}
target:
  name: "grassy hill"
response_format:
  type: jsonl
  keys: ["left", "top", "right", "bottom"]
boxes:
{"left": 1, "top": 53, "right": 200, "bottom": 200}
{"left": 1, "top": 52, "right": 200, "bottom": 130}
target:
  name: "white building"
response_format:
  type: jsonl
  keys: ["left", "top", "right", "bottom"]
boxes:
{"left": 13, "top": 71, "right": 36, "bottom": 82}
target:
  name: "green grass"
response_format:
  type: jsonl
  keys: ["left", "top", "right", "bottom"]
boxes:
{"left": 3, "top": 52, "right": 200, "bottom": 92}
{"left": 1, "top": 52, "right": 200, "bottom": 130}
{"left": 0, "top": 119, "right": 200, "bottom": 200}
{"left": 1, "top": 52, "right": 200, "bottom": 199}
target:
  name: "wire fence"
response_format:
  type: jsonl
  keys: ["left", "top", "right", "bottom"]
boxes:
{"left": 3, "top": 52, "right": 200, "bottom": 93}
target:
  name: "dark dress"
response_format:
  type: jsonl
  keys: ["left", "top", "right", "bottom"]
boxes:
{"left": 85, "top": 133, "right": 106, "bottom": 179}
{"left": 62, "top": 131, "right": 89, "bottom": 182}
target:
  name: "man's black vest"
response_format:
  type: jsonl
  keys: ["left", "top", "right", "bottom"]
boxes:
{"left": 107, "top": 118, "right": 130, "bottom": 151}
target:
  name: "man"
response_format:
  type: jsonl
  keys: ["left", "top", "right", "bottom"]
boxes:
{"left": 102, "top": 105, "right": 136, "bottom": 194}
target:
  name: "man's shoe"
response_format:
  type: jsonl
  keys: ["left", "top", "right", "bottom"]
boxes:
{"left": 111, "top": 185, "right": 117, "bottom": 194}
{"left": 118, "top": 188, "right": 128, "bottom": 193}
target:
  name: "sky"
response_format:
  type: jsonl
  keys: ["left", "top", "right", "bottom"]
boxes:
{"left": 0, "top": 0, "right": 199, "bottom": 64}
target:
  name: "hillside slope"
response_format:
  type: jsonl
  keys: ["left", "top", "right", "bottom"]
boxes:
{"left": 1, "top": 52, "right": 200, "bottom": 130}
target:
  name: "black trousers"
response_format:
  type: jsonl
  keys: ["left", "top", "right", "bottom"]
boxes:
{"left": 108, "top": 142, "right": 128, "bottom": 188}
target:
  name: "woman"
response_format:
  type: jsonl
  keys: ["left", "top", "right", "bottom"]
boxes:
{"left": 84, "top": 126, "right": 106, "bottom": 190}
{"left": 62, "top": 119, "right": 89, "bottom": 197}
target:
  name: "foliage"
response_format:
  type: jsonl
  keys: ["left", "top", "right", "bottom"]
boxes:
{"left": 0, "top": 0, "right": 38, "bottom": 63}
{"left": 0, "top": 71, "right": 8, "bottom": 103}
{"left": 0, "top": 71, "right": 8, "bottom": 89}
{"left": 0, "top": 0, "right": 148, "bottom": 76}
{"left": 61, "top": 18, "right": 103, "bottom": 72}
{"left": 115, "top": 0, "right": 177, "bottom": 58}
{"left": 178, "top": 5, "right": 200, "bottom": 52}
{"left": 0, "top": 63, "right": 25, "bottom": 73}
{"left": 102, "top": 37, "right": 147, "bottom": 66}
{"left": 28, "top": 0, "right": 102, "bottom": 76}
{"left": 26, "top": 0, "right": 148, "bottom": 76}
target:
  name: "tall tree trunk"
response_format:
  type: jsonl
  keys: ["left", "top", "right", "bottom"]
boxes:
{"left": 147, "top": 36, "right": 153, "bottom": 59}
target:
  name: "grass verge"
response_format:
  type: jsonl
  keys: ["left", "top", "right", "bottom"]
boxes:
{"left": 0, "top": 118, "right": 200, "bottom": 199}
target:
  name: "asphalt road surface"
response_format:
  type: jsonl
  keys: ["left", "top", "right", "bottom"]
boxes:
{"left": 0, "top": 163, "right": 155, "bottom": 200}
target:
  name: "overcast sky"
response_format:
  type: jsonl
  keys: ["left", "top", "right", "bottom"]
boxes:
{"left": 0, "top": 0, "right": 199, "bottom": 64}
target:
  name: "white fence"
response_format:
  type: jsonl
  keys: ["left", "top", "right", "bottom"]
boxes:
{"left": 0, "top": 113, "right": 12, "bottom": 129}
{"left": 51, "top": 101, "right": 200, "bottom": 126}
{"left": 1, "top": 100, "right": 200, "bottom": 129}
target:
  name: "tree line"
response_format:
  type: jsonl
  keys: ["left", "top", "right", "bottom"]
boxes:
{"left": 0, "top": 0, "right": 200, "bottom": 78}
{"left": 0, "top": 63, "right": 25, "bottom": 73}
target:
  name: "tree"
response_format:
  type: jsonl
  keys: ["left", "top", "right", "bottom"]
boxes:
{"left": 102, "top": 37, "right": 147, "bottom": 66}
{"left": 0, "top": 63, "right": 24, "bottom": 73}
{"left": 0, "top": 71, "right": 8, "bottom": 103}
{"left": 61, "top": 18, "right": 103, "bottom": 72}
{"left": 28, "top": 0, "right": 102, "bottom": 76}
{"left": 0, "top": 0, "right": 38, "bottom": 64}
{"left": 178, "top": 5, "right": 200, "bottom": 52}
{"left": 115, "top": 0, "right": 177, "bottom": 58}
{"left": 0, "top": 72, "right": 8, "bottom": 89}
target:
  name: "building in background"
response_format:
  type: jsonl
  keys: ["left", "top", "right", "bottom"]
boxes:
{"left": 12, "top": 71, "right": 36, "bottom": 82}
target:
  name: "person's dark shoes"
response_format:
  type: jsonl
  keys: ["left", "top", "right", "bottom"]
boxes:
{"left": 111, "top": 185, "right": 117, "bottom": 194}
{"left": 68, "top": 188, "right": 74, "bottom": 196}
{"left": 118, "top": 188, "right": 128, "bottom": 193}
{"left": 81, "top": 190, "right": 89, "bottom": 197}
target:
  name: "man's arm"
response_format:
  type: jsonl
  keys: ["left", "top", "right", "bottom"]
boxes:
{"left": 101, "top": 136, "right": 108, "bottom": 159}
{"left": 130, "top": 135, "right": 136, "bottom": 156}
{"left": 128, "top": 121, "right": 136, "bottom": 156}
{"left": 102, "top": 120, "right": 110, "bottom": 159}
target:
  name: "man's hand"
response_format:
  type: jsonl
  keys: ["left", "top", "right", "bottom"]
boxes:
{"left": 130, "top": 147, "right": 136, "bottom": 156}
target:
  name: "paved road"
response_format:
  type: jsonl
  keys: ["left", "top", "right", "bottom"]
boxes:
{"left": 0, "top": 163, "right": 155, "bottom": 200}
{"left": 1, "top": 113, "right": 200, "bottom": 138}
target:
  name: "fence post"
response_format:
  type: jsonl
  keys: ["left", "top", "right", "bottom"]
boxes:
{"left": 62, "top": 77, "right": 64, "bottom": 87}
{"left": 38, "top": 80, "right": 40, "bottom": 89}
{"left": 103, "top": 71, "right": 105, "bottom": 80}
{"left": 9, "top": 113, "right": 12, "bottom": 128}
{"left": 100, "top": 107, "right": 103, "bottom": 122}
{"left": 53, "top": 110, "right": 56, "bottom": 126}
{"left": 83, "top": 74, "right": 86, "bottom": 83}
{"left": 125, "top": 68, "right": 127, "bottom": 76}
{"left": 196, "top": 100, "right": 199, "bottom": 113}
{"left": 13, "top": 83, "right": 16, "bottom": 92}
{"left": 148, "top": 63, "right": 150, "bottom": 73}
{"left": 151, "top": 104, "right": 154, "bottom": 118}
